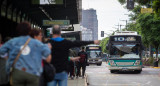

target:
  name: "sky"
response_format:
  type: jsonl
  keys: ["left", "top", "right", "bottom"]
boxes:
{"left": 82, "top": 0, "right": 131, "bottom": 40}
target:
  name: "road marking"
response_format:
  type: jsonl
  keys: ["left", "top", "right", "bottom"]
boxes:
{"left": 99, "top": 72, "right": 106, "bottom": 74}
{"left": 90, "top": 84, "right": 140, "bottom": 86}
{"left": 86, "top": 72, "right": 93, "bottom": 73}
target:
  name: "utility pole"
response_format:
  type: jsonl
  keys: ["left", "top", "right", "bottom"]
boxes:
{"left": 119, "top": 24, "right": 125, "bottom": 31}
{"left": 120, "top": 20, "right": 128, "bottom": 29}
{"left": 115, "top": 23, "right": 120, "bottom": 31}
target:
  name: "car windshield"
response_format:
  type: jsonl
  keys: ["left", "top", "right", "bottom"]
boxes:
{"left": 87, "top": 51, "right": 101, "bottom": 58}
{"left": 110, "top": 44, "right": 140, "bottom": 58}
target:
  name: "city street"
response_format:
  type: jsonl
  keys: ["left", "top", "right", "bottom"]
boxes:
{"left": 86, "top": 62, "right": 160, "bottom": 86}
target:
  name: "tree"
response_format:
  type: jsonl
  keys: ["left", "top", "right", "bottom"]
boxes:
{"left": 137, "top": 13, "right": 160, "bottom": 58}
{"left": 118, "top": 0, "right": 126, "bottom": 5}
{"left": 100, "top": 37, "right": 109, "bottom": 53}
{"left": 117, "top": 0, "right": 160, "bottom": 58}
{"left": 153, "top": 0, "right": 160, "bottom": 17}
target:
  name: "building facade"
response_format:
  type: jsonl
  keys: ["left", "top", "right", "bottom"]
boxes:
{"left": 81, "top": 9, "right": 98, "bottom": 40}
{"left": 81, "top": 27, "right": 92, "bottom": 41}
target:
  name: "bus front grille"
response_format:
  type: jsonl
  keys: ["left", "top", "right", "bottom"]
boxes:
{"left": 116, "top": 62, "right": 134, "bottom": 66}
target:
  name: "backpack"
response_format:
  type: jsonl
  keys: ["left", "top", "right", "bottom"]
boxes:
{"left": 79, "top": 53, "right": 86, "bottom": 63}
{"left": 43, "top": 60, "right": 56, "bottom": 82}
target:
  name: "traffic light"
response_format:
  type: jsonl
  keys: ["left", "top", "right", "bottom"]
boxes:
{"left": 101, "top": 31, "right": 104, "bottom": 37}
{"left": 46, "top": 29, "right": 50, "bottom": 37}
{"left": 127, "top": 0, "right": 134, "bottom": 9}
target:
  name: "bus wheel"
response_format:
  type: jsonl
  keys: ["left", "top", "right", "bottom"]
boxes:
{"left": 110, "top": 70, "right": 115, "bottom": 73}
{"left": 97, "top": 64, "right": 102, "bottom": 66}
{"left": 135, "top": 70, "right": 142, "bottom": 74}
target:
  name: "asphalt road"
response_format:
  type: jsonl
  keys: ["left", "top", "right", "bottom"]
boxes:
{"left": 86, "top": 62, "right": 160, "bottom": 86}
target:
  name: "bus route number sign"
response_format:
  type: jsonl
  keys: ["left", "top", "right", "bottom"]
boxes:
{"left": 89, "top": 47, "right": 99, "bottom": 49}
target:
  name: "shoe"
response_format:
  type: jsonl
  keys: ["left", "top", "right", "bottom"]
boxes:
{"left": 82, "top": 76, "right": 85, "bottom": 79}
{"left": 71, "top": 76, "right": 74, "bottom": 80}
{"left": 76, "top": 76, "right": 78, "bottom": 79}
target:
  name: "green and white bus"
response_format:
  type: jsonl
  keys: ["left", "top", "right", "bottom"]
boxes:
{"left": 106, "top": 31, "right": 143, "bottom": 73}
{"left": 86, "top": 45, "right": 103, "bottom": 66}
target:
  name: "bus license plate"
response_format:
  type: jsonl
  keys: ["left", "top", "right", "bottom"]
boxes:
{"left": 122, "top": 68, "right": 128, "bottom": 70}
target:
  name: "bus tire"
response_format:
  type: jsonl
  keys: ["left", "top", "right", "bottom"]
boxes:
{"left": 135, "top": 70, "right": 142, "bottom": 74}
{"left": 97, "top": 64, "right": 101, "bottom": 66}
{"left": 110, "top": 70, "right": 115, "bottom": 73}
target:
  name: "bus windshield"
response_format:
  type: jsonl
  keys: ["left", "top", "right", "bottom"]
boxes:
{"left": 87, "top": 51, "right": 101, "bottom": 58}
{"left": 110, "top": 44, "right": 140, "bottom": 59}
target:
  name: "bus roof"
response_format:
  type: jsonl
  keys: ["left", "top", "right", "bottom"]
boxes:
{"left": 114, "top": 31, "right": 138, "bottom": 35}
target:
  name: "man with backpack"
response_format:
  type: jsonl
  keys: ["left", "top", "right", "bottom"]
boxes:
{"left": 76, "top": 47, "right": 88, "bottom": 79}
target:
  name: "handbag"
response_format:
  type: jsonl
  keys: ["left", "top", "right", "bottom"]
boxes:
{"left": 10, "top": 38, "right": 31, "bottom": 85}
{"left": 43, "top": 60, "right": 56, "bottom": 82}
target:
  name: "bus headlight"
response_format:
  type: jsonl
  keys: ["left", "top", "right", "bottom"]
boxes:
{"left": 109, "top": 60, "right": 116, "bottom": 66}
{"left": 134, "top": 60, "right": 140, "bottom": 65}
{"left": 98, "top": 59, "right": 102, "bottom": 61}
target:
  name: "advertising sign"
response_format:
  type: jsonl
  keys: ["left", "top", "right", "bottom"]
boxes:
{"left": 43, "top": 20, "right": 70, "bottom": 26}
{"left": 141, "top": 8, "right": 153, "bottom": 13}
{"left": 32, "top": 0, "right": 63, "bottom": 5}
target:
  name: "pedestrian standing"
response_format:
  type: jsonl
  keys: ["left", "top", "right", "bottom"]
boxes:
{"left": 0, "top": 22, "right": 51, "bottom": 86}
{"left": 47, "top": 25, "right": 100, "bottom": 86}
{"left": 68, "top": 49, "right": 77, "bottom": 80}
{"left": 76, "top": 47, "right": 88, "bottom": 79}
{"left": 30, "top": 29, "right": 52, "bottom": 86}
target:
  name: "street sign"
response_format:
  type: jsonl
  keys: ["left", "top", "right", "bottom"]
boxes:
{"left": 43, "top": 20, "right": 70, "bottom": 26}
{"left": 61, "top": 25, "right": 74, "bottom": 31}
{"left": 32, "top": 0, "right": 63, "bottom": 5}
{"left": 141, "top": 8, "right": 153, "bottom": 13}
{"left": 127, "top": 0, "right": 134, "bottom": 9}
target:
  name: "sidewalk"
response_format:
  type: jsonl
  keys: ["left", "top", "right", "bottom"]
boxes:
{"left": 68, "top": 77, "right": 87, "bottom": 86}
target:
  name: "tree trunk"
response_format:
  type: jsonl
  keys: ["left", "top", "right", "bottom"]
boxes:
{"left": 155, "top": 47, "right": 159, "bottom": 61}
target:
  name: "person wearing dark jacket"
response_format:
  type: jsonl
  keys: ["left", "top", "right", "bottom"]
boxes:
{"left": 76, "top": 47, "right": 88, "bottom": 79}
{"left": 68, "top": 49, "right": 77, "bottom": 80}
{"left": 47, "top": 25, "right": 100, "bottom": 86}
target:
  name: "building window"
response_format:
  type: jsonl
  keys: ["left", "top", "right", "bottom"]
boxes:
{"left": 13, "top": 9, "right": 17, "bottom": 22}
{"left": 17, "top": 11, "right": 21, "bottom": 23}
{"left": 7, "top": 5, "right": 12, "bottom": 19}
{"left": 1, "top": 0, "right": 7, "bottom": 17}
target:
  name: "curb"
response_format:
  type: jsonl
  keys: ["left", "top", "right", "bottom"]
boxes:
{"left": 153, "top": 67, "right": 160, "bottom": 68}
{"left": 144, "top": 66, "right": 160, "bottom": 68}
{"left": 85, "top": 74, "right": 89, "bottom": 86}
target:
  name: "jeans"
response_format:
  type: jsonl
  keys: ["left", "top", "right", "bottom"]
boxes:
{"left": 47, "top": 71, "right": 68, "bottom": 86}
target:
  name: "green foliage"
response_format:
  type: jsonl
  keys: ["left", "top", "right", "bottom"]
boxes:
{"left": 136, "top": 0, "right": 150, "bottom": 5}
{"left": 118, "top": 0, "right": 126, "bottom": 5}
{"left": 117, "top": 0, "right": 160, "bottom": 58}
{"left": 117, "top": 0, "right": 150, "bottom": 6}
{"left": 129, "top": 5, "right": 142, "bottom": 21}
{"left": 100, "top": 37, "right": 109, "bottom": 53}
{"left": 137, "top": 13, "right": 160, "bottom": 57}
{"left": 153, "top": 0, "right": 160, "bottom": 17}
